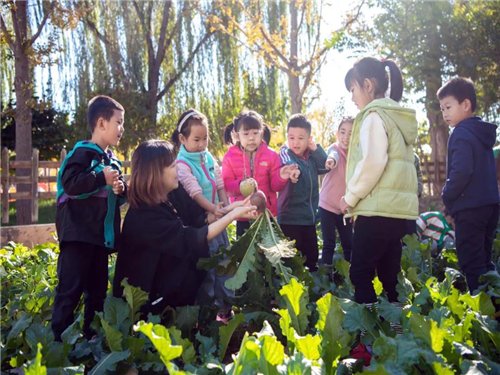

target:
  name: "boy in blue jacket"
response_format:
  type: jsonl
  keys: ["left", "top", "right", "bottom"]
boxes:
{"left": 278, "top": 114, "right": 328, "bottom": 271}
{"left": 438, "top": 77, "right": 499, "bottom": 293}
{"left": 52, "top": 95, "right": 127, "bottom": 340}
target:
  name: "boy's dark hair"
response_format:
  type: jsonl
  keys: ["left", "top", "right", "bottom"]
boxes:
{"left": 287, "top": 113, "right": 312, "bottom": 134}
{"left": 128, "top": 140, "right": 176, "bottom": 208}
{"left": 171, "top": 108, "right": 209, "bottom": 149}
{"left": 233, "top": 110, "right": 264, "bottom": 132}
{"left": 87, "top": 95, "right": 124, "bottom": 134}
{"left": 344, "top": 57, "right": 403, "bottom": 102}
{"left": 437, "top": 77, "right": 477, "bottom": 112}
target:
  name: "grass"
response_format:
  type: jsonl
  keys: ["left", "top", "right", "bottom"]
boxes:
{"left": 2, "top": 199, "right": 56, "bottom": 226}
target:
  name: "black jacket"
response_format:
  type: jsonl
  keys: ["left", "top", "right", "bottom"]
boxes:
{"left": 442, "top": 117, "right": 499, "bottom": 215}
{"left": 56, "top": 143, "right": 126, "bottom": 249}
{"left": 113, "top": 184, "right": 209, "bottom": 309}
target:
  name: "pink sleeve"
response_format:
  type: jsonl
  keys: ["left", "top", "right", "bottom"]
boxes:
{"left": 214, "top": 163, "right": 225, "bottom": 191}
{"left": 222, "top": 153, "right": 241, "bottom": 197}
{"left": 269, "top": 151, "right": 288, "bottom": 193}
{"left": 176, "top": 161, "right": 202, "bottom": 198}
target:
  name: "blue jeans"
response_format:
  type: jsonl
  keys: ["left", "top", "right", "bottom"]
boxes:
{"left": 319, "top": 207, "right": 353, "bottom": 264}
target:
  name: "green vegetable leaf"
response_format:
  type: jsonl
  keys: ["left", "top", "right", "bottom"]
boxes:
{"left": 260, "top": 335, "right": 285, "bottom": 367}
{"left": 459, "top": 292, "right": 495, "bottom": 316}
{"left": 134, "top": 321, "right": 183, "bottom": 365}
{"left": 103, "top": 296, "right": 130, "bottom": 329}
{"left": 228, "top": 332, "right": 260, "bottom": 374}
{"left": 25, "top": 343, "right": 46, "bottom": 375}
{"left": 276, "top": 308, "right": 297, "bottom": 348}
{"left": 7, "top": 312, "right": 32, "bottom": 343}
{"left": 342, "top": 301, "right": 378, "bottom": 339}
{"left": 169, "top": 326, "right": 196, "bottom": 365}
{"left": 225, "top": 214, "right": 264, "bottom": 290}
{"left": 373, "top": 276, "right": 383, "bottom": 296}
{"left": 122, "top": 278, "right": 149, "bottom": 322}
{"left": 315, "top": 293, "right": 351, "bottom": 372}
{"left": 219, "top": 313, "right": 245, "bottom": 361}
{"left": 408, "top": 314, "right": 445, "bottom": 353}
{"left": 279, "top": 278, "right": 310, "bottom": 335}
{"left": 88, "top": 350, "right": 130, "bottom": 375}
{"left": 98, "top": 312, "right": 123, "bottom": 352}
{"left": 295, "top": 334, "right": 321, "bottom": 360}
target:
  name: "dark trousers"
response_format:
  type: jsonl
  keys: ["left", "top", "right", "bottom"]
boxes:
{"left": 236, "top": 221, "right": 251, "bottom": 237}
{"left": 350, "top": 216, "right": 407, "bottom": 304}
{"left": 52, "top": 241, "right": 108, "bottom": 341}
{"left": 454, "top": 204, "right": 498, "bottom": 293}
{"left": 319, "top": 207, "right": 353, "bottom": 263}
{"left": 281, "top": 224, "right": 319, "bottom": 271}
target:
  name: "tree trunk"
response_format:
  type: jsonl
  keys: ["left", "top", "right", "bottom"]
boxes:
{"left": 13, "top": 1, "right": 33, "bottom": 225}
{"left": 424, "top": 32, "right": 448, "bottom": 196}
{"left": 288, "top": 0, "right": 302, "bottom": 114}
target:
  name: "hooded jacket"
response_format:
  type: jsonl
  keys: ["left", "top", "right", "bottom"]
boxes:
{"left": 345, "top": 98, "right": 418, "bottom": 219}
{"left": 442, "top": 116, "right": 499, "bottom": 215}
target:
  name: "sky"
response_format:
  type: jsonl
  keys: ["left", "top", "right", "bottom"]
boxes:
{"left": 315, "top": 1, "right": 427, "bottom": 122}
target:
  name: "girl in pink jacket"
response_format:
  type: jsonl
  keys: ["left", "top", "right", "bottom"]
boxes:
{"left": 222, "top": 110, "right": 297, "bottom": 236}
{"left": 319, "top": 117, "right": 354, "bottom": 264}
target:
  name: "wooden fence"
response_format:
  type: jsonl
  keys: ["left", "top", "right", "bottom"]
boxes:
{"left": 419, "top": 154, "right": 446, "bottom": 196}
{"left": 0, "top": 147, "right": 131, "bottom": 224}
{"left": 0, "top": 147, "right": 445, "bottom": 225}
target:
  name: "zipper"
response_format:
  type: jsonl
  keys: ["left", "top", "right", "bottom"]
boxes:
{"left": 308, "top": 160, "right": 314, "bottom": 224}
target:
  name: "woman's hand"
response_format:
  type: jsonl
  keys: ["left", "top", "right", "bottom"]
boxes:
{"left": 230, "top": 205, "right": 258, "bottom": 220}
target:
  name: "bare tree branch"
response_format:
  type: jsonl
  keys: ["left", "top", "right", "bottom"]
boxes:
{"left": 0, "top": 14, "right": 15, "bottom": 50}
{"left": 156, "top": 31, "right": 213, "bottom": 101}
{"left": 29, "top": 1, "right": 56, "bottom": 46}
{"left": 297, "top": 0, "right": 366, "bottom": 72}
{"left": 156, "top": 1, "right": 173, "bottom": 69}
{"left": 133, "top": 0, "right": 155, "bottom": 69}
{"left": 84, "top": 17, "right": 110, "bottom": 46}
{"left": 258, "top": 26, "right": 292, "bottom": 70}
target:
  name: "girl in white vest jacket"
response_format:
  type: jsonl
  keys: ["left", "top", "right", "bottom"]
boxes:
{"left": 340, "top": 58, "right": 418, "bottom": 341}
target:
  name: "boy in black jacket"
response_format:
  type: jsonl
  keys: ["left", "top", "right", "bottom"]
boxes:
{"left": 52, "top": 95, "right": 126, "bottom": 340}
{"left": 438, "top": 77, "right": 499, "bottom": 293}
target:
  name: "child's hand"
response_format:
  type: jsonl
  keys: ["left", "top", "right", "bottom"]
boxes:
{"left": 214, "top": 203, "right": 227, "bottom": 219}
{"left": 289, "top": 168, "right": 301, "bottom": 183}
{"left": 280, "top": 164, "right": 299, "bottom": 180}
{"left": 339, "top": 196, "right": 351, "bottom": 214}
{"left": 308, "top": 137, "right": 317, "bottom": 152}
{"left": 325, "top": 158, "right": 336, "bottom": 170}
{"left": 103, "top": 166, "right": 119, "bottom": 187}
{"left": 112, "top": 179, "right": 125, "bottom": 195}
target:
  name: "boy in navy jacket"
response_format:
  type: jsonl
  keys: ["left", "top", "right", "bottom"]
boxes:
{"left": 278, "top": 114, "right": 328, "bottom": 271}
{"left": 52, "top": 95, "right": 126, "bottom": 340}
{"left": 438, "top": 77, "right": 498, "bottom": 293}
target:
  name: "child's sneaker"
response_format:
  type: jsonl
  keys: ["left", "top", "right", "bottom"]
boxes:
{"left": 216, "top": 309, "right": 234, "bottom": 324}
{"left": 349, "top": 342, "right": 372, "bottom": 366}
